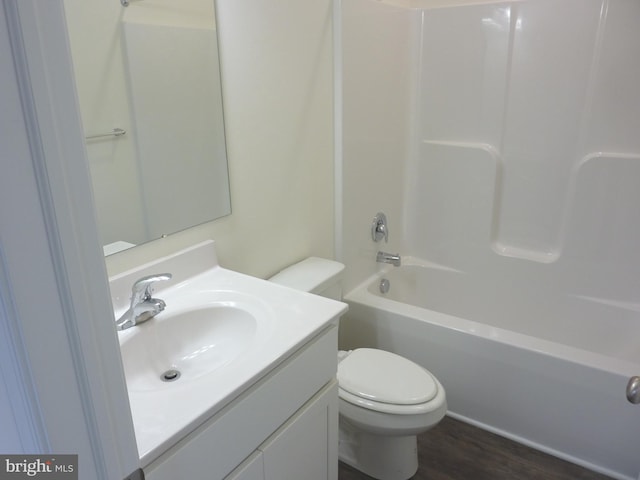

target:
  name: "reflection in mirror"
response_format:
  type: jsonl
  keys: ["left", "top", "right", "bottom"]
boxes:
{"left": 63, "top": 0, "right": 231, "bottom": 256}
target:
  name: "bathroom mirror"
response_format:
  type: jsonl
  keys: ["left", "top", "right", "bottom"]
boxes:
{"left": 63, "top": 0, "right": 231, "bottom": 256}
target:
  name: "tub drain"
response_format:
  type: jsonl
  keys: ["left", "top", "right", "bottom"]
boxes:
{"left": 161, "top": 369, "right": 181, "bottom": 382}
{"left": 379, "top": 278, "right": 390, "bottom": 294}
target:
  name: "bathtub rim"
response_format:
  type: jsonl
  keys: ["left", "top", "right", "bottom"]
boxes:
{"left": 344, "top": 265, "right": 640, "bottom": 379}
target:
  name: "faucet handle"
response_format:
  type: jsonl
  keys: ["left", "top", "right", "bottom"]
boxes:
{"left": 131, "top": 273, "right": 172, "bottom": 303}
{"left": 371, "top": 212, "right": 389, "bottom": 243}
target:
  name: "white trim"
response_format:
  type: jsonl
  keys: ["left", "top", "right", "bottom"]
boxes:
{"left": 0, "top": 246, "right": 48, "bottom": 453}
{"left": 333, "top": 0, "right": 344, "bottom": 262}
{"left": 1, "top": 1, "right": 139, "bottom": 477}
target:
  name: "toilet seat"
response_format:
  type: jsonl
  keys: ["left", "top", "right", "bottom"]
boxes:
{"left": 337, "top": 348, "right": 440, "bottom": 415}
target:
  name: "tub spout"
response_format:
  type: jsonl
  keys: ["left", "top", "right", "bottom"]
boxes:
{"left": 377, "top": 251, "right": 401, "bottom": 267}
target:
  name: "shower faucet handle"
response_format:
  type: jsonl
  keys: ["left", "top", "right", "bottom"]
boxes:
{"left": 371, "top": 212, "right": 388, "bottom": 243}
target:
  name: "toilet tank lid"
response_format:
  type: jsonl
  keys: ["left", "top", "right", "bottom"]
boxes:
{"left": 269, "top": 257, "right": 344, "bottom": 294}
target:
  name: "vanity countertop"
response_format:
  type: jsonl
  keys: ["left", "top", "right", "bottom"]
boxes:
{"left": 109, "top": 241, "right": 347, "bottom": 465}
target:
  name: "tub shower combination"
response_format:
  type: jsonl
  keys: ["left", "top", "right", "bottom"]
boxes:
{"left": 343, "top": 259, "right": 639, "bottom": 479}
{"left": 340, "top": 0, "right": 640, "bottom": 479}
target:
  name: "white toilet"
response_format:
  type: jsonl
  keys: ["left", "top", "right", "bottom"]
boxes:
{"left": 270, "top": 257, "right": 447, "bottom": 480}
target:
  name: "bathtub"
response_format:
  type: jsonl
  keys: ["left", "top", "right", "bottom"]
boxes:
{"left": 340, "top": 259, "right": 640, "bottom": 480}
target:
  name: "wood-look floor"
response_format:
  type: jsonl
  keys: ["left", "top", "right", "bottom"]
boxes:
{"left": 338, "top": 417, "right": 614, "bottom": 480}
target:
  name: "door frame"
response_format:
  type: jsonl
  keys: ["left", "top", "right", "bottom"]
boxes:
{"left": 1, "top": 1, "right": 139, "bottom": 478}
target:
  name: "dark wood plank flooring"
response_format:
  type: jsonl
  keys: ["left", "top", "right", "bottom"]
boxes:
{"left": 338, "top": 416, "right": 614, "bottom": 480}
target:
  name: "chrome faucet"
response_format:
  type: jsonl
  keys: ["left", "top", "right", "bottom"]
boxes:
{"left": 377, "top": 251, "right": 401, "bottom": 267}
{"left": 115, "top": 273, "right": 172, "bottom": 330}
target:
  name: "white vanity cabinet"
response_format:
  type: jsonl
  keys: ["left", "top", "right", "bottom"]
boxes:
{"left": 226, "top": 380, "right": 337, "bottom": 480}
{"left": 143, "top": 325, "right": 339, "bottom": 480}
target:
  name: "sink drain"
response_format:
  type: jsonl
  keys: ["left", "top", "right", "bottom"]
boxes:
{"left": 161, "top": 369, "right": 181, "bottom": 382}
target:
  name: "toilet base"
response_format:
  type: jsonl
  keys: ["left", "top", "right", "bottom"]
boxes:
{"left": 338, "top": 419, "right": 418, "bottom": 480}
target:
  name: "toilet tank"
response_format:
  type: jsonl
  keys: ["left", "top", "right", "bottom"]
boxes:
{"left": 269, "top": 257, "right": 345, "bottom": 300}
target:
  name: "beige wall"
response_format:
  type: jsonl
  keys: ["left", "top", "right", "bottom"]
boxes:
{"left": 104, "top": 0, "right": 336, "bottom": 279}
{"left": 340, "top": 0, "right": 414, "bottom": 292}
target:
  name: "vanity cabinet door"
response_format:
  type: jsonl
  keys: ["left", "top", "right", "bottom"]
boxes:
{"left": 260, "top": 380, "right": 338, "bottom": 480}
{"left": 225, "top": 452, "right": 264, "bottom": 480}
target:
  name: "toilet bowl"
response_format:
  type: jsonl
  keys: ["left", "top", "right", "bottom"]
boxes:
{"left": 269, "top": 258, "right": 447, "bottom": 480}
{"left": 337, "top": 348, "right": 446, "bottom": 480}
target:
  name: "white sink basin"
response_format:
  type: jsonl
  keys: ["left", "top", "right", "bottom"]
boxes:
{"left": 119, "top": 293, "right": 266, "bottom": 392}
{"left": 109, "top": 241, "right": 347, "bottom": 464}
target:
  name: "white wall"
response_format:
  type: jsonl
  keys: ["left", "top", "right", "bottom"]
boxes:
{"left": 104, "top": 0, "right": 336, "bottom": 278}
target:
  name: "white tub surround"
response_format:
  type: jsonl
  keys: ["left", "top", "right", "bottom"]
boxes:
{"left": 342, "top": 0, "right": 640, "bottom": 292}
